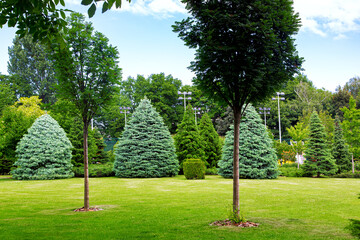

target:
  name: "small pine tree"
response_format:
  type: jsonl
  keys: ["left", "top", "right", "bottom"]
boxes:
{"left": 91, "top": 128, "right": 110, "bottom": 164}
{"left": 332, "top": 116, "right": 352, "bottom": 173}
{"left": 12, "top": 114, "right": 73, "bottom": 180}
{"left": 303, "top": 111, "right": 337, "bottom": 177}
{"left": 174, "top": 104, "right": 205, "bottom": 170}
{"left": 198, "top": 112, "right": 222, "bottom": 168}
{"left": 113, "top": 98, "right": 179, "bottom": 178}
{"left": 218, "top": 105, "right": 278, "bottom": 179}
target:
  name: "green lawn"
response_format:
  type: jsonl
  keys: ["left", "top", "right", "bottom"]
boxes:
{"left": 0, "top": 175, "right": 359, "bottom": 239}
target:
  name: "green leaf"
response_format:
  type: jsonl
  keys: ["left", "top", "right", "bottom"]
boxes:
{"left": 102, "top": 2, "right": 109, "bottom": 13}
{"left": 8, "top": 18, "right": 17, "bottom": 27}
{"left": 60, "top": 10, "right": 66, "bottom": 19}
{"left": 82, "top": 0, "right": 93, "bottom": 6}
{"left": 115, "top": 0, "right": 122, "bottom": 8}
{"left": 88, "top": 3, "right": 96, "bottom": 18}
{"left": 60, "top": 0, "right": 65, "bottom": 6}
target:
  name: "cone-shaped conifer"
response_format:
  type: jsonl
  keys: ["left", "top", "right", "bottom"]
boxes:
{"left": 218, "top": 105, "right": 278, "bottom": 179}
{"left": 199, "top": 112, "right": 222, "bottom": 168}
{"left": 12, "top": 114, "right": 73, "bottom": 180}
{"left": 174, "top": 104, "right": 205, "bottom": 170}
{"left": 113, "top": 98, "right": 178, "bottom": 178}
{"left": 332, "top": 117, "right": 352, "bottom": 173}
{"left": 303, "top": 111, "right": 337, "bottom": 177}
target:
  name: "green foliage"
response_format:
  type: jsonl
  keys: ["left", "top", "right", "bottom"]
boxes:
{"left": 174, "top": 104, "right": 205, "bottom": 170}
{"left": 198, "top": 113, "right": 222, "bottom": 168}
{"left": 12, "top": 114, "right": 73, "bottom": 180}
{"left": 8, "top": 33, "right": 57, "bottom": 104}
{"left": 73, "top": 163, "right": 114, "bottom": 177}
{"left": 114, "top": 98, "right": 179, "bottom": 178}
{"left": 332, "top": 171, "right": 360, "bottom": 178}
{"left": 303, "top": 112, "right": 337, "bottom": 177}
{"left": 278, "top": 163, "right": 305, "bottom": 177}
{"left": 228, "top": 206, "right": 246, "bottom": 224}
{"left": 205, "top": 167, "right": 218, "bottom": 175}
{"left": 183, "top": 159, "right": 205, "bottom": 180}
{"left": 347, "top": 219, "right": 360, "bottom": 239}
{"left": 0, "top": 97, "right": 45, "bottom": 174}
{"left": 332, "top": 117, "right": 352, "bottom": 173}
{"left": 341, "top": 96, "right": 360, "bottom": 158}
{"left": 0, "top": 81, "right": 16, "bottom": 115}
{"left": 92, "top": 128, "right": 110, "bottom": 164}
{"left": 218, "top": 105, "right": 278, "bottom": 179}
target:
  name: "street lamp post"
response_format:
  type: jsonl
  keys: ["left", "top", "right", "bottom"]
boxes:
{"left": 272, "top": 92, "right": 285, "bottom": 142}
{"left": 120, "top": 106, "right": 131, "bottom": 125}
{"left": 193, "top": 107, "right": 201, "bottom": 125}
{"left": 178, "top": 91, "right": 192, "bottom": 111}
{"left": 259, "top": 107, "right": 271, "bottom": 127}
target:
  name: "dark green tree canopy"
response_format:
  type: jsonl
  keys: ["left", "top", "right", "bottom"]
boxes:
{"left": 12, "top": 114, "right": 73, "bottom": 180}
{"left": 332, "top": 116, "right": 351, "bottom": 173}
{"left": 114, "top": 98, "right": 179, "bottom": 178}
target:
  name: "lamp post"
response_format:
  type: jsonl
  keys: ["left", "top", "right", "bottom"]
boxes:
{"left": 193, "top": 107, "right": 201, "bottom": 125}
{"left": 120, "top": 106, "right": 131, "bottom": 125}
{"left": 272, "top": 92, "right": 285, "bottom": 142}
{"left": 259, "top": 107, "right": 271, "bottom": 127}
{"left": 178, "top": 91, "right": 192, "bottom": 111}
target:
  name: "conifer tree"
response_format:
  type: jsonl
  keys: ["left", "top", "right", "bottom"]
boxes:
{"left": 332, "top": 116, "right": 352, "bottom": 173}
{"left": 12, "top": 114, "right": 73, "bottom": 180}
{"left": 198, "top": 112, "right": 222, "bottom": 168}
{"left": 92, "top": 128, "right": 110, "bottom": 164}
{"left": 303, "top": 112, "right": 337, "bottom": 177}
{"left": 174, "top": 104, "right": 205, "bottom": 169}
{"left": 113, "top": 98, "right": 178, "bottom": 178}
{"left": 218, "top": 105, "right": 278, "bottom": 179}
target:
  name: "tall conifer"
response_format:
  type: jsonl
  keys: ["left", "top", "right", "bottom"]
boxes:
{"left": 113, "top": 98, "right": 178, "bottom": 178}
{"left": 303, "top": 112, "right": 337, "bottom": 177}
{"left": 332, "top": 116, "right": 352, "bottom": 173}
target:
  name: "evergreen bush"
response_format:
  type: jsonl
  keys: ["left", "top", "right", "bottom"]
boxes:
{"left": 113, "top": 98, "right": 179, "bottom": 178}
{"left": 198, "top": 113, "right": 222, "bottom": 168}
{"left": 183, "top": 159, "right": 205, "bottom": 179}
{"left": 218, "top": 105, "right": 278, "bottom": 179}
{"left": 303, "top": 112, "right": 337, "bottom": 177}
{"left": 12, "top": 114, "right": 73, "bottom": 180}
{"left": 332, "top": 116, "right": 352, "bottom": 173}
{"left": 174, "top": 104, "right": 204, "bottom": 170}
{"left": 73, "top": 162, "right": 114, "bottom": 177}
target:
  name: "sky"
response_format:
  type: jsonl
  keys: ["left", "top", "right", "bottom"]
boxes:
{"left": 0, "top": 0, "right": 360, "bottom": 92}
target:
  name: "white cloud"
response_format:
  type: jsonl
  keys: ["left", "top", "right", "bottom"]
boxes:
{"left": 293, "top": 0, "right": 360, "bottom": 38}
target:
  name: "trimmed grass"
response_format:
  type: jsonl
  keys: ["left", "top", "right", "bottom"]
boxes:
{"left": 0, "top": 175, "right": 359, "bottom": 239}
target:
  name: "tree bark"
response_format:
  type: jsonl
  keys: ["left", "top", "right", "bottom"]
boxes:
{"left": 83, "top": 123, "right": 89, "bottom": 211}
{"left": 232, "top": 108, "right": 241, "bottom": 215}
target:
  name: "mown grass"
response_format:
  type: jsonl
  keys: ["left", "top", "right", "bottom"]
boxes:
{"left": 0, "top": 175, "right": 359, "bottom": 239}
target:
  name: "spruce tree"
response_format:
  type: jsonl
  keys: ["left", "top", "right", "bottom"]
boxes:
{"left": 113, "top": 98, "right": 178, "bottom": 178}
{"left": 12, "top": 114, "right": 73, "bottom": 180}
{"left": 92, "top": 128, "right": 110, "bottom": 164}
{"left": 303, "top": 111, "right": 337, "bottom": 177}
{"left": 332, "top": 116, "right": 352, "bottom": 173}
{"left": 218, "top": 105, "right": 278, "bottom": 179}
{"left": 198, "top": 112, "right": 222, "bottom": 168}
{"left": 174, "top": 104, "right": 205, "bottom": 170}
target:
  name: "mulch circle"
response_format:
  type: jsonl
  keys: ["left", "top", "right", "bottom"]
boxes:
{"left": 210, "top": 219, "right": 259, "bottom": 228}
{"left": 74, "top": 207, "right": 104, "bottom": 212}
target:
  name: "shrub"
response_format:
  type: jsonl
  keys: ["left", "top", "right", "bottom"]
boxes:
{"left": 12, "top": 114, "right": 73, "bottom": 180}
{"left": 73, "top": 163, "right": 114, "bottom": 177}
{"left": 205, "top": 167, "right": 218, "bottom": 175}
{"left": 279, "top": 166, "right": 305, "bottom": 177}
{"left": 332, "top": 171, "right": 360, "bottom": 178}
{"left": 183, "top": 159, "right": 205, "bottom": 179}
{"left": 347, "top": 219, "right": 360, "bottom": 239}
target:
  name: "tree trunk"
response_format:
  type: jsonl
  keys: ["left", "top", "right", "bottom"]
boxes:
{"left": 83, "top": 123, "right": 89, "bottom": 211}
{"left": 232, "top": 108, "right": 241, "bottom": 215}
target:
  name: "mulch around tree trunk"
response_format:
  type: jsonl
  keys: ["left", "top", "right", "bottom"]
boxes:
{"left": 74, "top": 207, "right": 104, "bottom": 212}
{"left": 210, "top": 219, "right": 259, "bottom": 228}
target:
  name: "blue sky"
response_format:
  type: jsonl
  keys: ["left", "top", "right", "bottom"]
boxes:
{"left": 0, "top": 0, "right": 360, "bottom": 92}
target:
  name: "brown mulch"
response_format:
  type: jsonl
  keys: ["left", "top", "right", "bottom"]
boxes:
{"left": 210, "top": 219, "right": 259, "bottom": 228}
{"left": 74, "top": 207, "right": 104, "bottom": 212}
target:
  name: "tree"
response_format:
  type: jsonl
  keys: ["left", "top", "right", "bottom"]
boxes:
{"left": 113, "top": 98, "right": 179, "bottom": 178}
{"left": 51, "top": 13, "right": 121, "bottom": 211}
{"left": 12, "top": 114, "right": 73, "bottom": 180}
{"left": 286, "top": 121, "right": 308, "bottom": 168}
{"left": 343, "top": 77, "right": 360, "bottom": 99}
{"left": 303, "top": 112, "right": 337, "bottom": 177}
{"left": 174, "top": 104, "right": 205, "bottom": 171}
{"left": 329, "top": 86, "right": 351, "bottom": 121}
{"left": 173, "top": 0, "right": 302, "bottom": 215}
{"left": 0, "top": 96, "right": 44, "bottom": 174}
{"left": 332, "top": 116, "right": 352, "bottom": 173}
{"left": 198, "top": 112, "right": 222, "bottom": 168}
{"left": 0, "top": 81, "right": 16, "bottom": 115}
{"left": 0, "top": 0, "right": 125, "bottom": 43}
{"left": 92, "top": 128, "right": 110, "bottom": 164}
{"left": 218, "top": 105, "right": 278, "bottom": 179}
{"left": 7, "top": 33, "right": 57, "bottom": 104}
{"left": 341, "top": 96, "right": 360, "bottom": 173}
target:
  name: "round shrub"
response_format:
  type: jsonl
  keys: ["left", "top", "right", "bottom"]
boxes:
{"left": 12, "top": 114, "right": 73, "bottom": 180}
{"left": 183, "top": 159, "right": 206, "bottom": 179}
